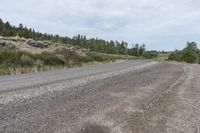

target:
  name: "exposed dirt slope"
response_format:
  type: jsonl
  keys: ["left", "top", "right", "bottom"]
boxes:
{"left": 0, "top": 36, "right": 87, "bottom": 56}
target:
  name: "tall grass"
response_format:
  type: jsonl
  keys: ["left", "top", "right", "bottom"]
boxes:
{"left": 0, "top": 47, "right": 121, "bottom": 75}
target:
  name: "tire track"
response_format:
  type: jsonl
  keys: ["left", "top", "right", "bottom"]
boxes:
{"left": 73, "top": 63, "right": 186, "bottom": 133}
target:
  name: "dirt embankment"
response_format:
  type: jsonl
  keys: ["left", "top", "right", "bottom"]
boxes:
{"left": 0, "top": 36, "right": 87, "bottom": 56}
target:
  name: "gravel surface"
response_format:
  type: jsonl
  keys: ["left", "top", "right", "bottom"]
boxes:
{"left": 0, "top": 60, "right": 200, "bottom": 133}
{"left": 0, "top": 60, "right": 148, "bottom": 93}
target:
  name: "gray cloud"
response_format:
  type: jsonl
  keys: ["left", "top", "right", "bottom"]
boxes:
{"left": 0, "top": 0, "right": 200, "bottom": 50}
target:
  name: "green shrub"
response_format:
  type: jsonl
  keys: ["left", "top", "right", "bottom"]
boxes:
{"left": 36, "top": 52, "right": 63, "bottom": 66}
{"left": 142, "top": 51, "right": 158, "bottom": 59}
{"left": 168, "top": 50, "right": 182, "bottom": 61}
{"left": 20, "top": 55, "right": 34, "bottom": 67}
{"left": 0, "top": 47, "right": 20, "bottom": 66}
{"left": 181, "top": 43, "right": 199, "bottom": 63}
{"left": 168, "top": 42, "right": 199, "bottom": 63}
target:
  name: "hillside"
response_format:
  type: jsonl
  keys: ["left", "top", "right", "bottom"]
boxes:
{"left": 0, "top": 18, "right": 160, "bottom": 75}
{"left": 0, "top": 18, "right": 160, "bottom": 58}
{"left": 0, "top": 18, "right": 138, "bottom": 55}
{"left": 0, "top": 36, "right": 130, "bottom": 75}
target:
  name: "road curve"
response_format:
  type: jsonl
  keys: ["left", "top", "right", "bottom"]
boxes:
{"left": 0, "top": 60, "right": 149, "bottom": 93}
{"left": 0, "top": 60, "right": 200, "bottom": 133}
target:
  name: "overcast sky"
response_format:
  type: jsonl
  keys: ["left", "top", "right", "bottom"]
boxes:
{"left": 0, "top": 0, "right": 200, "bottom": 50}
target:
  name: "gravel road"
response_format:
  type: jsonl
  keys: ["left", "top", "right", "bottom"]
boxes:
{"left": 0, "top": 60, "right": 200, "bottom": 133}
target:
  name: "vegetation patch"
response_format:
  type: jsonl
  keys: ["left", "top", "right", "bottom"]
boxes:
{"left": 0, "top": 46, "right": 124, "bottom": 75}
{"left": 168, "top": 42, "right": 200, "bottom": 64}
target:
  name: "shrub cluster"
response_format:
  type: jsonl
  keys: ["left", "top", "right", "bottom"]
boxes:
{"left": 0, "top": 47, "right": 120, "bottom": 75}
{"left": 168, "top": 42, "right": 200, "bottom": 63}
{"left": 142, "top": 51, "right": 158, "bottom": 59}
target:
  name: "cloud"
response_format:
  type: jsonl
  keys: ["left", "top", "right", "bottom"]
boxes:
{"left": 0, "top": 0, "right": 200, "bottom": 50}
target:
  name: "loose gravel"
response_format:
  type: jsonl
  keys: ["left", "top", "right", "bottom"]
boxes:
{"left": 0, "top": 61, "right": 200, "bottom": 133}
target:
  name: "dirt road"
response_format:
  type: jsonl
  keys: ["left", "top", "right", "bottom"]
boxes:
{"left": 0, "top": 60, "right": 199, "bottom": 133}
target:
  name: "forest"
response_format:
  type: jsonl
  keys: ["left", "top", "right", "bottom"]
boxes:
{"left": 0, "top": 18, "right": 157, "bottom": 57}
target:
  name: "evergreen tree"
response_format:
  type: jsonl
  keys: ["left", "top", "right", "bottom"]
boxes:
{"left": 0, "top": 18, "right": 148, "bottom": 56}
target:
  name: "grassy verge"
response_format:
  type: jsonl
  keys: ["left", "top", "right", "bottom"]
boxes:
{"left": 0, "top": 47, "right": 127, "bottom": 75}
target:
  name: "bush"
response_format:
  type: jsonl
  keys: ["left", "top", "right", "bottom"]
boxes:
{"left": 27, "top": 39, "right": 48, "bottom": 48}
{"left": 168, "top": 42, "right": 199, "bottom": 63}
{"left": 181, "top": 43, "right": 199, "bottom": 63}
{"left": 142, "top": 51, "right": 158, "bottom": 59}
{"left": 20, "top": 55, "right": 34, "bottom": 67}
{"left": 0, "top": 47, "right": 20, "bottom": 66}
{"left": 36, "top": 52, "right": 64, "bottom": 66}
{"left": 168, "top": 50, "right": 182, "bottom": 61}
{"left": 0, "top": 47, "right": 34, "bottom": 67}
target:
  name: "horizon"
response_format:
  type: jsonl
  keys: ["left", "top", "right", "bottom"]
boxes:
{"left": 1, "top": 0, "right": 200, "bottom": 51}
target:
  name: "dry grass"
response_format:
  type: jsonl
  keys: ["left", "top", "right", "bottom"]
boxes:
{"left": 0, "top": 47, "right": 124, "bottom": 75}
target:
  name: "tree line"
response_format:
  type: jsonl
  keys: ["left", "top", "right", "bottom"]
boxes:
{"left": 0, "top": 18, "right": 156, "bottom": 57}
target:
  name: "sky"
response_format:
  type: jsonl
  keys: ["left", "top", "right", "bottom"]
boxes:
{"left": 0, "top": 0, "right": 200, "bottom": 51}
